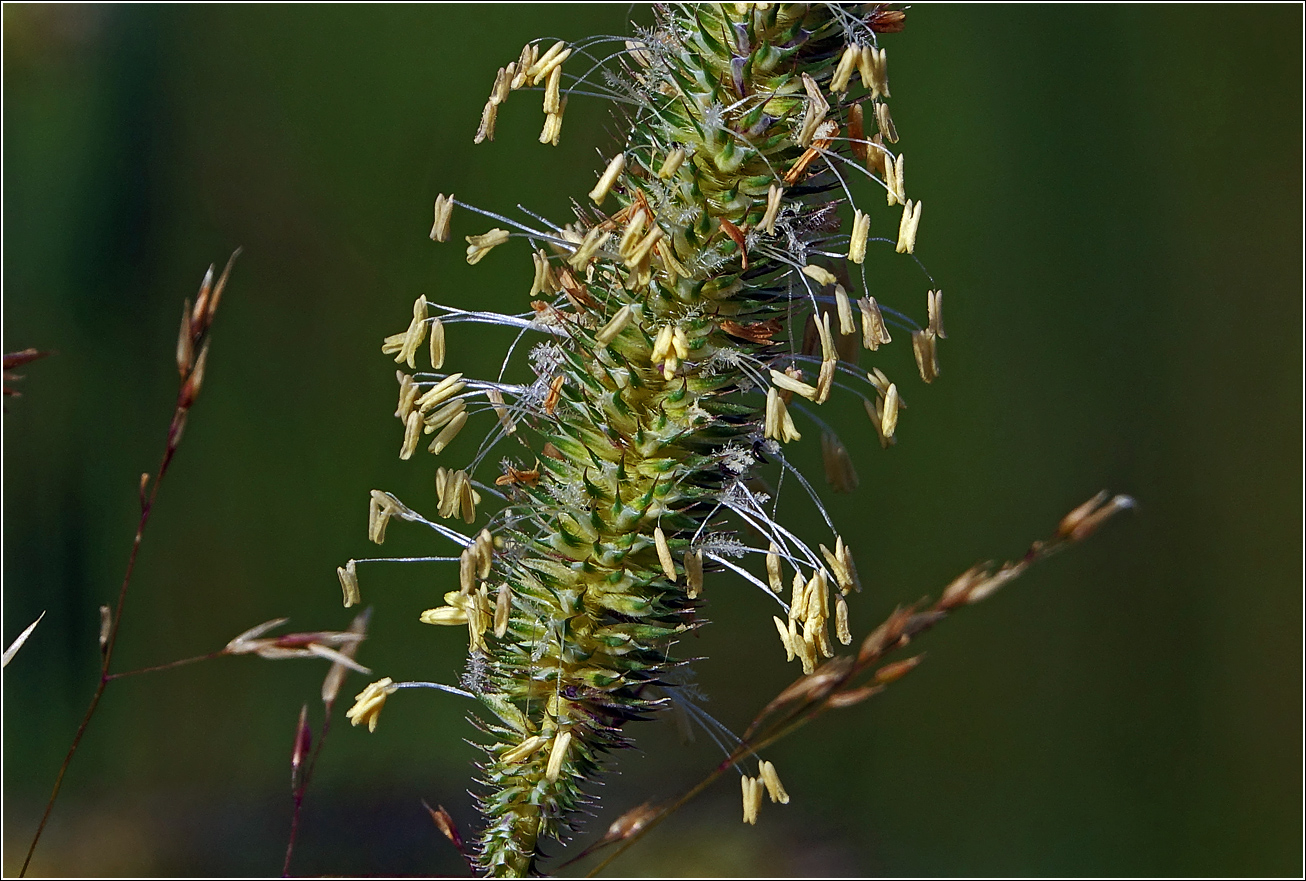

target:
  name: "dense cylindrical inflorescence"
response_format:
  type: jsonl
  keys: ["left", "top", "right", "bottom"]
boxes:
{"left": 344, "top": 4, "right": 941, "bottom": 875}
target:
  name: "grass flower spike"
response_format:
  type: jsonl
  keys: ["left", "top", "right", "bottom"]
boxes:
{"left": 346, "top": 5, "right": 945, "bottom": 875}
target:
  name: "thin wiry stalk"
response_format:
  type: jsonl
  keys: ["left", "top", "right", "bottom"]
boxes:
{"left": 284, "top": 606, "right": 371, "bottom": 875}
{"left": 21, "top": 252, "right": 240, "bottom": 876}
{"left": 571, "top": 490, "right": 1135, "bottom": 875}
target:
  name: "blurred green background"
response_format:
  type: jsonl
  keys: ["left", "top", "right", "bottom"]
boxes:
{"left": 3, "top": 4, "right": 1300, "bottom": 877}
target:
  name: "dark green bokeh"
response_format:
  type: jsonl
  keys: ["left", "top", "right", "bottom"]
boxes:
{"left": 4, "top": 5, "right": 1300, "bottom": 876}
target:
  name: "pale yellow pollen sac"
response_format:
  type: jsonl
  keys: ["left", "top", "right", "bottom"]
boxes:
{"left": 541, "top": 101, "right": 564, "bottom": 138}
{"left": 491, "top": 63, "right": 515, "bottom": 105}
{"left": 435, "top": 466, "right": 456, "bottom": 518}
{"left": 911, "top": 328, "right": 941, "bottom": 383}
{"left": 459, "top": 545, "right": 478, "bottom": 595}
{"left": 567, "top": 227, "right": 610, "bottom": 271}
{"left": 430, "top": 194, "right": 455, "bottom": 242}
{"left": 896, "top": 199, "right": 922, "bottom": 254}
{"left": 881, "top": 382, "right": 900, "bottom": 439}
{"left": 885, "top": 152, "right": 906, "bottom": 206}
{"left": 474, "top": 98, "right": 499, "bottom": 145}
{"left": 435, "top": 468, "right": 466, "bottom": 519}
{"left": 467, "top": 482, "right": 483, "bottom": 524}
{"left": 399, "top": 410, "right": 422, "bottom": 460}
{"left": 798, "top": 72, "right": 830, "bottom": 147}
{"left": 420, "top": 605, "right": 469, "bottom": 626}
{"left": 428, "top": 317, "right": 446, "bottom": 369}
{"left": 530, "top": 249, "right": 559, "bottom": 298}
{"left": 652, "top": 325, "right": 680, "bottom": 379}
{"left": 658, "top": 146, "right": 686, "bottom": 180}
{"left": 626, "top": 226, "right": 664, "bottom": 271}
{"left": 685, "top": 549, "right": 704, "bottom": 599}
{"left": 764, "top": 386, "right": 780, "bottom": 440}
{"left": 542, "top": 65, "right": 563, "bottom": 115}
{"left": 798, "top": 626, "right": 818, "bottom": 674}
{"left": 815, "top": 617, "right": 834, "bottom": 659}
{"left": 381, "top": 331, "right": 407, "bottom": 356}
{"left": 618, "top": 209, "right": 647, "bottom": 261}
{"left": 820, "top": 540, "right": 853, "bottom": 594}
{"left": 779, "top": 393, "right": 803, "bottom": 442}
{"left": 671, "top": 326, "right": 690, "bottom": 361}
{"left": 741, "top": 775, "right": 763, "bottom": 825}
{"left": 655, "top": 239, "right": 686, "bottom": 281}
{"left": 624, "top": 39, "right": 652, "bottom": 69}
{"left": 866, "top": 397, "right": 893, "bottom": 450}
{"left": 804, "top": 569, "right": 825, "bottom": 631}
{"left": 595, "top": 305, "right": 633, "bottom": 347}
{"left": 770, "top": 368, "right": 818, "bottom": 401}
{"left": 860, "top": 45, "right": 890, "bottom": 100}
{"left": 875, "top": 101, "right": 899, "bottom": 144}
{"left": 500, "top": 733, "right": 546, "bottom": 764}
{"left": 427, "top": 411, "right": 468, "bottom": 455}
{"left": 835, "top": 592, "right": 852, "bottom": 645}
{"left": 459, "top": 474, "right": 479, "bottom": 524}
{"left": 858, "top": 45, "right": 875, "bottom": 93}
{"left": 337, "top": 559, "right": 360, "bottom": 608}
{"left": 589, "top": 153, "right": 626, "bottom": 205}
{"left": 764, "top": 387, "right": 802, "bottom": 443}
{"left": 778, "top": 362, "right": 803, "bottom": 403}
{"left": 511, "top": 43, "right": 537, "bottom": 90}
{"left": 759, "top": 760, "right": 791, "bottom": 805}
{"left": 416, "top": 373, "right": 467, "bottom": 413}
{"left": 395, "top": 372, "right": 417, "bottom": 420}
{"left": 815, "top": 314, "right": 837, "bottom": 404}
{"left": 650, "top": 324, "right": 672, "bottom": 362}
{"left": 760, "top": 184, "right": 784, "bottom": 235}
{"left": 395, "top": 295, "right": 430, "bottom": 369}
{"left": 848, "top": 210, "right": 871, "bottom": 265}
{"left": 486, "top": 387, "right": 516, "bottom": 435}
{"left": 476, "top": 529, "right": 494, "bottom": 579}
{"left": 804, "top": 574, "right": 831, "bottom": 660}
{"left": 493, "top": 582, "right": 512, "bottom": 638}
{"left": 927, "top": 289, "right": 946, "bottom": 338}
{"left": 653, "top": 526, "right": 677, "bottom": 582}
{"left": 526, "top": 41, "right": 571, "bottom": 85}
{"left": 789, "top": 569, "right": 808, "bottom": 623}
{"left": 820, "top": 431, "right": 860, "bottom": 494}
{"left": 368, "top": 490, "right": 393, "bottom": 544}
{"left": 859, "top": 296, "right": 892, "bottom": 350}
{"left": 836, "top": 534, "right": 860, "bottom": 594}
{"left": 468, "top": 584, "right": 492, "bottom": 653}
{"left": 801, "top": 264, "right": 837, "bottom": 287}
{"left": 866, "top": 367, "right": 891, "bottom": 398}
{"left": 345, "top": 677, "right": 397, "bottom": 733}
{"left": 766, "top": 542, "right": 783, "bottom": 595}
{"left": 429, "top": 588, "right": 492, "bottom": 652}
{"left": 866, "top": 133, "right": 888, "bottom": 178}
{"left": 545, "top": 728, "right": 573, "bottom": 783}
{"left": 772, "top": 615, "right": 795, "bottom": 662}
{"left": 424, "top": 398, "right": 467, "bottom": 435}
{"left": 834, "top": 285, "right": 857, "bottom": 335}
{"left": 831, "top": 44, "right": 859, "bottom": 93}
{"left": 466, "top": 228, "right": 511, "bottom": 265}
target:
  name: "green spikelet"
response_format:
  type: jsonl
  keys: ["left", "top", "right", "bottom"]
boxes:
{"left": 348, "top": 4, "right": 935, "bottom": 875}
